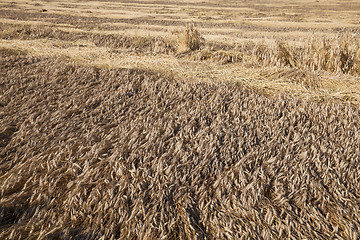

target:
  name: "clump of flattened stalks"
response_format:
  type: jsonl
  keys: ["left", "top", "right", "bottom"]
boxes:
{"left": 305, "top": 34, "right": 360, "bottom": 75}
{"left": 276, "top": 40, "right": 297, "bottom": 67}
{"left": 173, "top": 24, "right": 204, "bottom": 53}
{"left": 275, "top": 34, "right": 360, "bottom": 75}
{"left": 188, "top": 49, "right": 243, "bottom": 64}
{"left": 241, "top": 34, "right": 360, "bottom": 76}
{"left": 244, "top": 40, "right": 274, "bottom": 67}
{"left": 248, "top": 40, "right": 298, "bottom": 68}
{"left": 262, "top": 68, "right": 321, "bottom": 89}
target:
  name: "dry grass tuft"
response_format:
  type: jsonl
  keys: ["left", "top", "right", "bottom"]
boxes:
{"left": 186, "top": 49, "right": 243, "bottom": 64}
{"left": 276, "top": 40, "right": 297, "bottom": 67}
{"left": 260, "top": 68, "right": 321, "bottom": 90}
{"left": 305, "top": 34, "right": 360, "bottom": 75}
{"left": 241, "top": 34, "right": 360, "bottom": 76}
{"left": 173, "top": 24, "right": 203, "bottom": 53}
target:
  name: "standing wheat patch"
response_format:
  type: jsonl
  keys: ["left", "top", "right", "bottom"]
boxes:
{"left": 174, "top": 24, "right": 203, "bottom": 53}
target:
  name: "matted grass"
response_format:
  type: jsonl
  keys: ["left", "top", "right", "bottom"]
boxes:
{"left": 1, "top": 1, "right": 360, "bottom": 239}
{"left": 1, "top": 53, "right": 360, "bottom": 239}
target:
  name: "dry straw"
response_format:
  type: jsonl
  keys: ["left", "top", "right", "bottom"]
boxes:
{"left": 1, "top": 51, "right": 360, "bottom": 239}
{"left": 174, "top": 24, "right": 203, "bottom": 53}
{"left": 2, "top": 23, "right": 360, "bottom": 76}
{"left": 245, "top": 34, "right": 360, "bottom": 75}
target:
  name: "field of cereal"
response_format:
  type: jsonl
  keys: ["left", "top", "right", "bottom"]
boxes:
{"left": 1, "top": 0, "right": 360, "bottom": 239}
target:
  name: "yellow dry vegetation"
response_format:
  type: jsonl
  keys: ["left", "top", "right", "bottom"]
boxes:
{"left": 1, "top": 0, "right": 360, "bottom": 104}
{"left": 2, "top": 1, "right": 360, "bottom": 239}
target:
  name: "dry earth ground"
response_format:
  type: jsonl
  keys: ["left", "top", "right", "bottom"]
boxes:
{"left": 1, "top": 0, "right": 360, "bottom": 239}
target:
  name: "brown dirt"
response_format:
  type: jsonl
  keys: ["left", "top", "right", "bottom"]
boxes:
{"left": 1, "top": 51, "right": 360, "bottom": 239}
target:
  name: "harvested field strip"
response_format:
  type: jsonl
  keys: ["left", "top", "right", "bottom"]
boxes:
{"left": 0, "top": 16, "right": 352, "bottom": 45}
{"left": 3, "top": 22, "right": 360, "bottom": 77}
{"left": 1, "top": 39, "right": 359, "bottom": 105}
{"left": 1, "top": 22, "right": 360, "bottom": 105}
{"left": 2, "top": 0, "right": 360, "bottom": 35}
{"left": 1, "top": 53, "right": 360, "bottom": 239}
{"left": 0, "top": 9, "right": 358, "bottom": 37}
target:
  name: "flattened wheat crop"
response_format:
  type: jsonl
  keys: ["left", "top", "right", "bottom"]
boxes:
{"left": 1, "top": 53, "right": 360, "bottom": 239}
